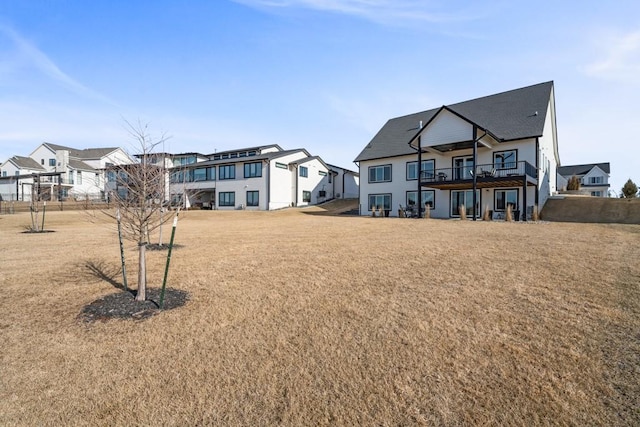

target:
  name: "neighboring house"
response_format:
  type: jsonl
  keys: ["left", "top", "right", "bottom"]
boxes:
{"left": 0, "top": 156, "right": 47, "bottom": 201}
{"left": 168, "top": 145, "right": 344, "bottom": 210}
{"left": 557, "top": 163, "right": 610, "bottom": 197}
{"left": 354, "top": 81, "right": 560, "bottom": 220}
{"left": 0, "top": 142, "right": 135, "bottom": 202}
{"left": 327, "top": 164, "right": 360, "bottom": 199}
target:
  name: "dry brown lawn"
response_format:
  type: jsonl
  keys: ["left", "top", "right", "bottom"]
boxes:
{"left": 0, "top": 208, "right": 638, "bottom": 426}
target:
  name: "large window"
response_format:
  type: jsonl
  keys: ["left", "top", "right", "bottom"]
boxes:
{"left": 494, "top": 150, "right": 517, "bottom": 169}
{"left": 406, "top": 190, "right": 435, "bottom": 208}
{"left": 406, "top": 160, "right": 435, "bottom": 180}
{"left": 368, "top": 193, "right": 391, "bottom": 211}
{"left": 244, "top": 162, "right": 262, "bottom": 178}
{"left": 49, "top": 159, "right": 55, "bottom": 167}
{"left": 495, "top": 189, "right": 518, "bottom": 211}
{"left": 219, "top": 192, "right": 235, "bottom": 207}
{"left": 219, "top": 165, "right": 235, "bottom": 180}
{"left": 193, "top": 168, "right": 207, "bottom": 182}
{"left": 368, "top": 165, "right": 391, "bottom": 183}
{"left": 247, "top": 191, "right": 259, "bottom": 206}
{"left": 299, "top": 166, "right": 308, "bottom": 177}
{"left": 77, "top": 171, "right": 83, "bottom": 185}
{"left": 302, "top": 191, "right": 311, "bottom": 202}
{"left": 451, "top": 190, "right": 479, "bottom": 217}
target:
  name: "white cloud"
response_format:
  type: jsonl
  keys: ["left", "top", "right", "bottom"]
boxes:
{"left": 584, "top": 29, "right": 640, "bottom": 84}
{"left": 231, "top": 0, "right": 483, "bottom": 25}
{"left": 0, "top": 24, "right": 117, "bottom": 105}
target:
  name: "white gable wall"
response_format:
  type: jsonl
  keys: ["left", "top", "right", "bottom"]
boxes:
{"left": 423, "top": 109, "right": 473, "bottom": 146}
{"left": 296, "top": 158, "right": 333, "bottom": 206}
{"left": 537, "top": 99, "right": 559, "bottom": 207}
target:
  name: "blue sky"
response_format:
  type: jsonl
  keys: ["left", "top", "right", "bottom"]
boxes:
{"left": 0, "top": 0, "right": 638, "bottom": 194}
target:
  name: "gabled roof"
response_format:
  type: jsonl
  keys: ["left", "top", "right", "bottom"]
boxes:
{"left": 206, "top": 144, "right": 282, "bottom": 157}
{"left": 68, "top": 159, "right": 96, "bottom": 171}
{"left": 355, "top": 81, "right": 554, "bottom": 162}
{"left": 5, "top": 156, "right": 46, "bottom": 171}
{"left": 290, "top": 155, "right": 330, "bottom": 170}
{"left": 327, "top": 163, "right": 359, "bottom": 175}
{"left": 42, "top": 143, "right": 122, "bottom": 160}
{"left": 558, "top": 162, "right": 610, "bottom": 176}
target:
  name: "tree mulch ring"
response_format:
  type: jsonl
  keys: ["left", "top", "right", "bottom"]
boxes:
{"left": 145, "top": 243, "right": 184, "bottom": 251}
{"left": 78, "top": 287, "right": 189, "bottom": 323}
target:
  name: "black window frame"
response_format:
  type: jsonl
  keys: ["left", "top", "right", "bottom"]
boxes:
{"left": 494, "top": 189, "right": 519, "bottom": 211}
{"left": 219, "top": 164, "right": 236, "bottom": 180}
{"left": 246, "top": 190, "right": 259, "bottom": 206}
{"left": 406, "top": 190, "right": 435, "bottom": 208}
{"left": 406, "top": 160, "right": 435, "bottom": 181}
{"left": 244, "top": 162, "right": 262, "bottom": 178}
{"left": 219, "top": 191, "right": 235, "bottom": 207}
{"left": 302, "top": 190, "right": 311, "bottom": 202}
{"left": 368, "top": 164, "right": 392, "bottom": 183}
{"left": 368, "top": 193, "right": 391, "bottom": 211}
{"left": 299, "top": 166, "right": 308, "bottom": 178}
{"left": 494, "top": 150, "right": 518, "bottom": 170}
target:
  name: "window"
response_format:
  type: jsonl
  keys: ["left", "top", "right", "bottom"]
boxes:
{"left": 193, "top": 168, "right": 207, "bottom": 182}
{"left": 219, "top": 165, "right": 235, "bottom": 180}
{"left": 244, "top": 162, "right": 262, "bottom": 178}
{"left": 589, "top": 176, "right": 603, "bottom": 184}
{"left": 41, "top": 159, "right": 44, "bottom": 165}
{"left": 591, "top": 191, "right": 602, "bottom": 197}
{"left": 302, "top": 191, "right": 311, "bottom": 202}
{"left": 451, "top": 190, "right": 480, "bottom": 217}
{"left": 406, "top": 190, "right": 435, "bottom": 208}
{"left": 208, "top": 167, "right": 216, "bottom": 181}
{"left": 219, "top": 192, "right": 235, "bottom": 206}
{"left": 275, "top": 162, "right": 287, "bottom": 169}
{"left": 368, "top": 165, "right": 391, "bottom": 183}
{"left": 68, "top": 170, "right": 74, "bottom": 184}
{"left": 247, "top": 191, "right": 259, "bottom": 206}
{"left": 406, "top": 160, "right": 435, "bottom": 180}
{"left": 299, "top": 166, "right": 308, "bottom": 177}
{"left": 2, "top": 171, "right": 6, "bottom": 177}
{"left": 49, "top": 159, "right": 56, "bottom": 167}
{"left": 494, "top": 150, "right": 517, "bottom": 169}
{"left": 77, "top": 171, "right": 82, "bottom": 185}
{"left": 368, "top": 193, "right": 391, "bottom": 211}
{"left": 318, "top": 170, "right": 327, "bottom": 176}
{"left": 328, "top": 173, "right": 332, "bottom": 183}
{"left": 107, "top": 170, "right": 116, "bottom": 182}
{"left": 495, "top": 189, "right": 518, "bottom": 211}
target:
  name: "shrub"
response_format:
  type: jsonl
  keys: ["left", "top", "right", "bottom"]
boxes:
{"left": 459, "top": 205, "right": 467, "bottom": 220}
{"left": 567, "top": 175, "right": 581, "bottom": 191}
{"left": 506, "top": 205, "right": 513, "bottom": 222}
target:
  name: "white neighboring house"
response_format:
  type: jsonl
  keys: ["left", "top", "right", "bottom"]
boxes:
{"left": 327, "top": 164, "right": 360, "bottom": 199}
{"left": 0, "top": 156, "right": 47, "bottom": 201}
{"left": 355, "top": 81, "right": 560, "bottom": 220}
{"left": 0, "top": 142, "right": 135, "bottom": 202}
{"left": 169, "top": 145, "right": 348, "bottom": 210}
{"left": 557, "top": 163, "right": 610, "bottom": 197}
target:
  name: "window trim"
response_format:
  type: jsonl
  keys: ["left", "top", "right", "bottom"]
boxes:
{"left": 244, "top": 162, "right": 262, "bottom": 178}
{"left": 218, "top": 164, "right": 236, "bottom": 180}
{"left": 406, "top": 160, "right": 435, "bottom": 181}
{"left": 246, "top": 190, "right": 259, "bottom": 206}
{"left": 368, "top": 193, "right": 392, "bottom": 211}
{"left": 299, "top": 166, "right": 308, "bottom": 178}
{"left": 494, "top": 188, "right": 519, "bottom": 211}
{"left": 219, "top": 191, "right": 235, "bottom": 207}
{"left": 406, "top": 190, "right": 435, "bottom": 208}
{"left": 302, "top": 190, "right": 311, "bottom": 203}
{"left": 368, "top": 164, "right": 392, "bottom": 183}
{"left": 493, "top": 150, "right": 518, "bottom": 170}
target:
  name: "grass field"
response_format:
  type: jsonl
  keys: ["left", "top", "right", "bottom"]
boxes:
{"left": 0, "top": 208, "right": 638, "bottom": 425}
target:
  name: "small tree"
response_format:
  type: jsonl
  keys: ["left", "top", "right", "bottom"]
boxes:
{"left": 621, "top": 179, "right": 638, "bottom": 198}
{"left": 103, "top": 121, "right": 172, "bottom": 301}
{"left": 567, "top": 175, "right": 581, "bottom": 191}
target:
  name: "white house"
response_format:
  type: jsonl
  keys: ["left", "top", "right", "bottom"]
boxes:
{"left": 327, "top": 164, "right": 360, "bottom": 199}
{"left": 354, "top": 81, "right": 560, "bottom": 220}
{"left": 1, "top": 142, "right": 135, "bottom": 201}
{"left": 169, "top": 145, "right": 347, "bottom": 210}
{"left": 0, "top": 156, "right": 47, "bottom": 201}
{"left": 557, "top": 163, "right": 610, "bottom": 197}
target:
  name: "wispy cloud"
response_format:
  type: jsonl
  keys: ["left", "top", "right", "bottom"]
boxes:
{"left": 232, "top": 0, "right": 483, "bottom": 26}
{"left": 584, "top": 29, "right": 640, "bottom": 84}
{"left": 0, "top": 24, "right": 117, "bottom": 105}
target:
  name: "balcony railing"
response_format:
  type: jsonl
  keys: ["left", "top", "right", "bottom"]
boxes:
{"left": 420, "top": 161, "right": 537, "bottom": 185}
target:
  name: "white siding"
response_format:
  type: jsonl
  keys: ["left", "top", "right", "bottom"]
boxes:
{"left": 296, "top": 158, "right": 333, "bottom": 206}
{"left": 423, "top": 110, "right": 473, "bottom": 146}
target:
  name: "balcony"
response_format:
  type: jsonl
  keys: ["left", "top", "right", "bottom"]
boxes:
{"left": 420, "top": 161, "right": 537, "bottom": 190}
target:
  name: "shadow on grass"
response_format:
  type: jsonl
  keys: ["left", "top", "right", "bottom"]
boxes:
{"left": 81, "top": 259, "right": 129, "bottom": 292}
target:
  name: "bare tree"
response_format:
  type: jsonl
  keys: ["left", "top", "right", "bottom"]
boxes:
{"left": 102, "top": 120, "right": 173, "bottom": 301}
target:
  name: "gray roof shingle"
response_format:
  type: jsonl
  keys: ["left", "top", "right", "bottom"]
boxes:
{"left": 558, "top": 162, "right": 610, "bottom": 176}
{"left": 8, "top": 156, "right": 46, "bottom": 171}
{"left": 355, "top": 81, "right": 554, "bottom": 162}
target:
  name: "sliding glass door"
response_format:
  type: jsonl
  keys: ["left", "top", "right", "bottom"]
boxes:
{"left": 450, "top": 190, "right": 480, "bottom": 217}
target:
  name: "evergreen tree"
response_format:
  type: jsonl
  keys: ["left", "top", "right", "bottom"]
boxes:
{"left": 620, "top": 179, "right": 638, "bottom": 198}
